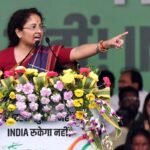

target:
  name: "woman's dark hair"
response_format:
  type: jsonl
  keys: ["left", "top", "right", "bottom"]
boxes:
{"left": 143, "top": 92, "right": 150, "bottom": 120}
{"left": 121, "top": 68, "right": 143, "bottom": 90}
{"left": 124, "top": 128, "right": 150, "bottom": 150}
{"left": 7, "top": 8, "right": 44, "bottom": 47}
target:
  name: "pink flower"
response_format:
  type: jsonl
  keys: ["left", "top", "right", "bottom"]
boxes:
{"left": 64, "top": 91, "right": 73, "bottom": 100}
{"left": 56, "top": 112, "right": 66, "bottom": 119}
{"left": 79, "top": 67, "right": 90, "bottom": 76}
{"left": 0, "top": 118, "right": 4, "bottom": 126}
{"left": 47, "top": 71, "right": 58, "bottom": 78}
{"left": 66, "top": 100, "right": 73, "bottom": 108}
{"left": 16, "top": 84, "right": 23, "bottom": 92}
{"left": 22, "top": 83, "right": 34, "bottom": 94}
{"left": 33, "top": 113, "right": 42, "bottom": 121}
{"left": 99, "top": 106, "right": 105, "bottom": 114}
{"left": 51, "top": 93, "right": 61, "bottom": 103}
{"left": 40, "top": 87, "right": 51, "bottom": 97}
{"left": 42, "top": 105, "right": 51, "bottom": 112}
{"left": 29, "top": 102, "right": 38, "bottom": 111}
{"left": 40, "top": 97, "right": 50, "bottom": 105}
{"left": 67, "top": 120, "right": 76, "bottom": 126}
{"left": 16, "top": 94, "right": 26, "bottom": 102}
{"left": 101, "top": 125, "right": 106, "bottom": 133}
{"left": 4, "top": 70, "right": 14, "bottom": 78}
{"left": 20, "top": 111, "right": 32, "bottom": 119}
{"left": 48, "top": 114, "right": 57, "bottom": 122}
{"left": 16, "top": 102, "right": 27, "bottom": 111}
{"left": 103, "top": 77, "right": 111, "bottom": 87}
{"left": 54, "top": 81, "right": 64, "bottom": 91}
{"left": 61, "top": 112, "right": 67, "bottom": 118}
{"left": 27, "top": 94, "right": 38, "bottom": 102}
{"left": 55, "top": 103, "right": 65, "bottom": 111}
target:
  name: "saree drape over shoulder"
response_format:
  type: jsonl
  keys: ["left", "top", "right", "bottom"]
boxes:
{"left": 27, "top": 45, "right": 72, "bottom": 72}
{"left": 0, "top": 45, "right": 72, "bottom": 72}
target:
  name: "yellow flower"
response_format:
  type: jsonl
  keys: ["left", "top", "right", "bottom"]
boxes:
{"left": 7, "top": 104, "right": 16, "bottom": 111}
{"left": 9, "top": 92, "right": 16, "bottom": 100}
{"left": 74, "top": 89, "right": 84, "bottom": 97}
{"left": 38, "top": 72, "right": 47, "bottom": 77}
{"left": 0, "top": 108, "right": 3, "bottom": 113}
{"left": 89, "top": 71, "right": 98, "bottom": 81}
{"left": 74, "top": 74, "right": 83, "bottom": 79}
{"left": 63, "top": 69, "right": 73, "bottom": 74}
{"left": 0, "top": 70, "right": 3, "bottom": 78}
{"left": 25, "top": 68, "right": 38, "bottom": 76}
{"left": 61, "top": 73, "right": 75, "bottom": 84}
{"left": 6, "top": 118, "right": 16, "bottom": 126}
{"left": 0, "top": 92, "right": 4, "bottom": 99}
{"left": 73, "top": 98, "right": 83, "bottom": 107}
{"left": 88, "top": 102, "right": 97, "bottom": 109}
{"left": 86, "top": 93, "right": 95, "bottom": 101}
{"left": 75, "top": 111, "right": 84, "bottom": 120}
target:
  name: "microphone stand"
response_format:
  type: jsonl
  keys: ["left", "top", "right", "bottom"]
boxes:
{"left": 45, "top": 37, "right": 64, "bottom": 71}
{"left": 19, "top": 41, "right": 40, "bottom": 66}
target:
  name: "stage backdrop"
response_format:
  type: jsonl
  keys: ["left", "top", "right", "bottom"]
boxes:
{"left": 0, "top": 0, "right": 150, "bottom": 92}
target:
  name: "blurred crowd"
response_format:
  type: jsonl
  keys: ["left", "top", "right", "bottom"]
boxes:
{"left": 98, "top": 68, "right": 150, "bottom": 150}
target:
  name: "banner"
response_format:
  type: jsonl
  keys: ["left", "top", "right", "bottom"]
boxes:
{"left": 0, "top": 121, "right": 87, "bottom": 150}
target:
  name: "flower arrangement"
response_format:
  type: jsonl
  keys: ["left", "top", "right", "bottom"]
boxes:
{"left": 0, "top": 66, "right": 121, "bottom": 150}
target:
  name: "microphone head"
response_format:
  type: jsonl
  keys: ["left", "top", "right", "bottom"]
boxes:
{"left": 45, "top": 37, "right": 50, "bottom": 44}
{"left": 34, "top": 41, "right": 40, "bottom": 48}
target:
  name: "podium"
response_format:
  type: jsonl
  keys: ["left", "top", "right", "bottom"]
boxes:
{"left": 0, "top": 121, "right": 93, "bottom": 150}
{"left": 0, "top": 68, "right": 118, "bottom": 150}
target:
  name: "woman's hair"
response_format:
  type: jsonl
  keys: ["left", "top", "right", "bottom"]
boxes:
{"left": 121, "top": 68, "right": 143, "bottom": 90}
{"left": 143, "top": 92, "right": 150, "bottom": 120}
{"left": 7, "top": 8, "right": 44, "bottom": 47}
{"left": 124, "top": 128, "right": 150, "bottom": 150}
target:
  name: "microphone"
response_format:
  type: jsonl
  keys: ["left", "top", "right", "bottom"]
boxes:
{"left": 45, "top": 37, "right": 64, "bottom": 71}
{"left": 19, "top": 41, "right": 40, "bottom": 66}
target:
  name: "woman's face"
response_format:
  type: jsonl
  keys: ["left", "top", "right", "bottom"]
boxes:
{"left": 131, "top": 134, "right": 150, "bottom": 150}
{"left": 16, "top": 14, "right": 44, "bottom": 47}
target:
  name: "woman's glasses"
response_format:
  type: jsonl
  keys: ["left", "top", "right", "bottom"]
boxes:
{"left": 23, "top": 24, "right": 46, "bottom": 31}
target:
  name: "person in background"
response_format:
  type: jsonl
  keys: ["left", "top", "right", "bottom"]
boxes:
{"left": 0, "top": 8, "right": 128, "bottom": 73}
{"left": 123, "top": 128, "right": 150, "bottom": 150}
{"left": 142, "top": 93, "right": 150, "bottom": 131}
{"left": 97, "top": 69, "right": 115, "bottom": 96}
{"left": 111, "top": 68, "right": 148, "bottom": 112}
{"left": 123, "top": 92, "right": 150, "bottom": 136}
{"left": 115, "top": 90, "right": 150, "bottom": 150}
{"left": 117, "top": 86, "right": 143, "bottom": 127}
{"left": 110, "top": 86, "right": 142, "bottom": 149}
